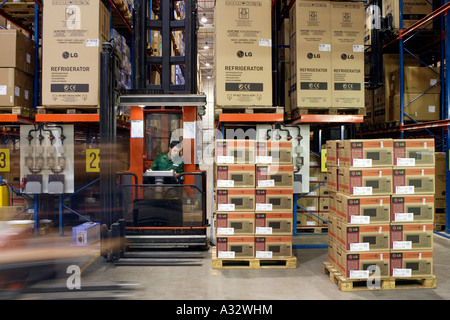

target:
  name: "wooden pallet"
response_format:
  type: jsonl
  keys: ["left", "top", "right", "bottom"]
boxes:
{"left": 0, "top": 1, "right": 36, "bottom": 30}
{"left": 0, "top": 106, "right": 35, "bottom": 117}
{"left": 37, "top": 106, "right": 99, "bottom": 114}
{"left": 215, "top": 106, "right": 284, "bottom": 117}
{"left": 291, "top": 107, "right": 365, "bottom": 118}
{"left": 212, "top": 248, "right": 297, "bottom": 269}
{"left": 323, "top": 262, "right": 436, "bottom": 292}
{"left": 297, "top": 226, "right": 328, "bottom": 234}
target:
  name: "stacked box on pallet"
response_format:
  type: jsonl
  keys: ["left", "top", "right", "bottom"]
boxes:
{"left": 326, "top": 138, "right": 436, "bottom": 280}
{"left": 0, "top": 30, "right": 35, "bottom": 110}
{"left": 214, "top": 140, "right": 295, "bottom": 260}
{"left": 434, "top": 153, "right": 446, "bottom": 229}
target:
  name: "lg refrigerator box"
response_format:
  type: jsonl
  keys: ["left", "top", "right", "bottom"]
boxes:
{"left": 335, "top": 221, "right": 390, "bottom": 252}
{"left": 330, "top": 1, "right": 365, "bottom": 109}
{"left": 390, "top": 251, "right": 433, "bottom": 277}
{"left": 256, "top": 165, "right": 294, "bottom": 189}
{"left": 393, "top": 139, "right": 435, "bottom": 167}
{"left": 215, "top": 212, "right": 255, "bottom": 236}
{"left": 216, "top": 236, "right": 254, "bottom": 258}
{"left": 335, "top": 248, "right": 391, "bottom": 279}
{"left": 0, "top": 29, "right": 35, "bottom": 76}
{"left": 336, "top": 193, "right": 391, "bottom": 225}
{"left": 390, "top": 93, "right": 440, "bottom": 122}
{"left": 255, "top": 189, "right": 293, "bottom": 213}
{"left": 254, "top": 236, "right": 292, "bottom": 258}
{"left": 255, "top": 141, "right": 293, "bottom": 165}
{"left": 72, "top": 222, "right": 100, "bottom": 246}
{"left": 338, "top": 139, "right": 394, "bottom": 168}
{"left": 216, "top": 189, "right": 255, "bottom": 213}
{"left": 215, "top": 140, "right": 255, "bottom": 165}
{"left": 391, "top": 195, "right": 434, "bottom": 224}
{"left": 338, "top": 167, "right": 393, "bottom": 196}
{"left": 215, "top": 164, "right": 256, "bottom": 188}
{"left": 42, "top": 0, "right": 110, "bottom": 106}
{"left": 383, "top": 0, "right": 433, "bottom": 30}
{"left": 255, "top": 212, "right": 293, "bottom": 235}
{"left": 390, "top": 223, "right": 433, "bottom": 250}
{"left": 214, "top": 0, "right": 272, "bottom": 107}
{"left": 0, "top": 68, "right": 33, "bottom": 108}
{"left": 392, "top": 167, "right": 435, "bottom": 195}
{"left": 289, "top": 0, "right": 332, "bottom": 109}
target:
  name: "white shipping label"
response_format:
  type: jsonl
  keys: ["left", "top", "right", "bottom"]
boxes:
{"left": 217, "top": 156, "right": 234, "bottom": 164}
{"left": 318, "top": 43, "right": 331, "bottom": 52}
{"left": 256, "top": 251, "right": 273, "bottom": 259}
{"left": 256, "top": 203, "right": 273, "bottom": 211}
{"left": 130, "top": 120, "right": 144, "bottom": 138}
{"left": 396, "top": 186, "right": 415, "bottom": 194}
{"left": 428, "top": 105, "right": 436, "bottom": 113}
{"left": 393, "top": 241, "right": 412, "bottom": 250}
{"left": 353, "top": 187, "right": 373, "bottom": 195}
{"left": 350, "top": 216, "right": 370, "bottom": 224}
{"left": 309, "top": 177, "right": 318, "bottom": 181}
{"left": 350, "top": 243, "right": 370, "bottom": 252}
{"left": 0, "top": 85, "right": 6, "bottom": 96}
{"left": 14, "top": 86, "right": 20, "bottom": 97}
{"left": 26, "top": 53, "right": 31, "bottom": 64}
{"left": 397, "top": 158, "right": 415, "bottom": 166}
{"left": 86, "top": 39, "right": 100, "bottom": 47}
{"left": 353, "top": 158, "right": 372, "bottom": 167}
{"left": 306, "top": 221, "right": 317, "bottom": 226}
{"left": 217, "top": 228, "right": 234, "bottom": 235}
{"left": 430, "top": 79, "right": 438, "bottom": 86}
{"left": 217, "top": 180, "right": 234, "bottom": 188}
{"left": 350, "top": 270, "right": 369, "bottom": 279}
{"left": 394, "top": 213, "right": 414, "bottom": 222}
{"left": 353, "top": 44, "right": 364, "bottom": 52}
{"left": 259, "top": 39, "right": 272, "bottom": 47}
{"left": 218, "top": 204, "right": 235, "bottom": 212}
{"left": 258, "top": 180, "right": 275, "bottom": 188}
{"left": 306, "top": 206, "right": 317, "bottom": 211}
{"left": 256, "top": 227, "right": 272, "bottom": 235}
{"left": 218, "top": 251, "right": 235, "bottom": 259}
{"left": 24, "top": 90, "right": 29, "bottom": 100}
{"left": 256, "top": 156, "right": 272, "bottom": 164}
{"left": 393, "top": 268, "right": 412, "bottom": 277}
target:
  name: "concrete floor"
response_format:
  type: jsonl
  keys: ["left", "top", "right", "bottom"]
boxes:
{"left": 64, "top": 232, "right": 450, "bottom": 301}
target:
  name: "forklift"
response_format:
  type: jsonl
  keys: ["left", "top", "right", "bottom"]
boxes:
{"left": 99, "top": 0, "right": 209, "bottom": 265}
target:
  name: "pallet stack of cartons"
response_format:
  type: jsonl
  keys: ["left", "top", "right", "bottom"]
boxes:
{"left": 214, "top": 139, "right": 295, "bottom": 262}
{"left": 327, "top": 138, "right": 435, "bottom": 282}
{"left": 434, "top": 152, "right": 446, "bottom": 229}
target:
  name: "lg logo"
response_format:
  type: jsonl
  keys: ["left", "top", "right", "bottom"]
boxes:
{"left": 341, "top": 54, "right": 355, "bottom": 60}
{"left": 307, "top": 52, "right": 320, "bottom": 59}
{"left": 62, "top": 51, "right": 79, "bottom": 59}
{"left": 237, "top": 50, "right": 252, "bottom": 58}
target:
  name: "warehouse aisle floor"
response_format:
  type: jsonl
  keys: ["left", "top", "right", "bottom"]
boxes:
{"left": 75, "top": 233, "right": 450, "bottom": 300}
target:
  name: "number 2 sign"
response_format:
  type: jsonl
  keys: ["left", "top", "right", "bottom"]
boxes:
{"left": 86, "top": 149, "right": 100, "bottom": 172}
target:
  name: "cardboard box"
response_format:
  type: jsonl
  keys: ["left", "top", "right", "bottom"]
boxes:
{"left": 309, "top": 182, "right": 329, "bottom": 196}
{"left": 335, "top": 248, "right": 391, "bottom": 279}
{"left": 393, "top": 139, "right": 435, "bottom": 167}
{"left": 372, "top": 86, "right": 387, "bottom": 123}
{"left": 390, "top": 250, "right": 433, "bottom": 277}
{"left": 297, "top": 210, "right": 321, "bottom": 226}
{"left": 338, "top": 167, "right": 393, "bottom": 196}
{"left": 328, "top": 191, "right": 337, "bottom": 214}
{"left": 435, "top": 208, "right": 445, "bottom": 224}
{"left": 0, "top": 68, "right": 33, "bottom": 108}
{"left": 383, "top": 0, "right": 433, "bottom": 30}
{"left": 214, "top": 0, "right": 272, "bottom": 107}
{"left": 325, "top": 140, "right": 338, "bottom": 166}
{"left": 215, "top": 140, "right": 255, "bottom": 164}
{"left": 254, "top": 236, "right": 292, "bottom": 258}
{"left": 364, "top": 89, "right": 374, "bottom": 125}
{"left": 434, "top": 152, "right": 446, "bottom": 207}
{"left": 72, "top": 222, "right": 100, "bottom": 246}
{"left": 336, "top": 193, "right": 391, "bottom": 224}
{"left": 330, "top": 1, "right": 365, "bottom": 109}
{"left": 328, "top": 233, "right": 338, "bottom": 266}
{"left": 216, "top": 188, "right": 255, "bottom": 212}
{"left": 390, "top": 67, "right": 440, "bottom": 95}
{"left": 215, "top": 212, "right": 255, "bottom": 236}
{"left": 319, "top": 196, "right": 329, "bottom": 212}
{"left": 289, "top": 0, "right": 332, "bottom": 109}
{"left": 255, "top": 188, "right": 293, "bottom": 213}
{"left": 297, "top": 196, "right": 319, "bottom": 212}
{"left": 392, "top": 167, "right": 435, "bottom": 195}
{"left": 256, "top": 165, "right": 294, "bottom": 189}
{"left": 390, "top": 223, "right": 433, "bottom": 250}
{"left": 42, "top": 0, "right": 110, "bottom": 106}
{"left": 215, "top": 164, "right": 256, "bottom": 188}
{"left": 255, "top": 141, "right": 293, "bottom": 165}
{"left": 326, "top": 166, "right": 338, "bottom": 192}
{"left": 391, "top": 195, "right": 434, "bottom": 224}
{"left": 335, "top": 221, "right": 390, "bottom": 252}
{"left": 309, "top": 166, "right": 326, "bottom": 182}
{"left": 390, "top": 93, "right": 440, "bottom": 122}
{"left": 255, "top": 212, "right": 293, "bottom": 235}
{"left": 0, "top": 29, "right": 35, "bottom": 75}
{"left": 216, "top": 236, "right": 254, "bottom": 258}
{"left": 338, "top": 139, "right": 394, "bottom": 168}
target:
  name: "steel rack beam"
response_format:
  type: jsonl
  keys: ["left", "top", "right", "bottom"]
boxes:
{"left": 117, "top": 94, "right": 207, "bottom": 106}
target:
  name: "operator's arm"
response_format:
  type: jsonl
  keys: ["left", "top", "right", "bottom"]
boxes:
{"left": 149, "top": 154, "right": 161, "bottom": 171}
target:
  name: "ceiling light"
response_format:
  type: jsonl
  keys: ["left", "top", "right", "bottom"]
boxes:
{"left": 207, "top": 76, "right": 211, "bottom": 79}
{"left": 204, "top": 42, "right": 209, "bottom": 50}
{"left": 201, "top": 13, "right": 207, "bottom": 23}
{"left": 205, "top": 62, "right": 210, "bottom": 66}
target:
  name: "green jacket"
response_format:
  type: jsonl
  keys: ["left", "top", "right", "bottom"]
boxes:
{"left": 150, "top": 152, "right": 184, "bottom": 173}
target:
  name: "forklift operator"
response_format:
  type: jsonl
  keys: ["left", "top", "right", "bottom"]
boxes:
{"left": 148, "top": 140, "right": 184, "bottom": 177}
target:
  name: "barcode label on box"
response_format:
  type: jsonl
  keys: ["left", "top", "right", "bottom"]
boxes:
{"left": 218, "top": 204, "right": 235, "bottom": 211}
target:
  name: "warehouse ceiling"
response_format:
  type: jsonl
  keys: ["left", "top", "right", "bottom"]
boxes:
{"left": 197, "top": 0, "right": 215, "bottom": 82}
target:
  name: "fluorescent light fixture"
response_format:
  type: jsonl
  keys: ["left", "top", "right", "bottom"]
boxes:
{"left": 201, "top": 13, "right": 207, "bottom": 23}
{"left": 205, "top": 62, "right": 210, "bottom": 66}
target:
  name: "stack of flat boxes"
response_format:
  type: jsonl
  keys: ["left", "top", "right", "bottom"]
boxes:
{"left": 214, "top": 140, "right": 294, "bottom": 260}
{"left": 327, "top": 138, "right": 435, "bottom": 280}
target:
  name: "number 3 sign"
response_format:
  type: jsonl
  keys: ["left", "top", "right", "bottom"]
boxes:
{"left": 0, "top": 149, "right": 10, "bottom": 172}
